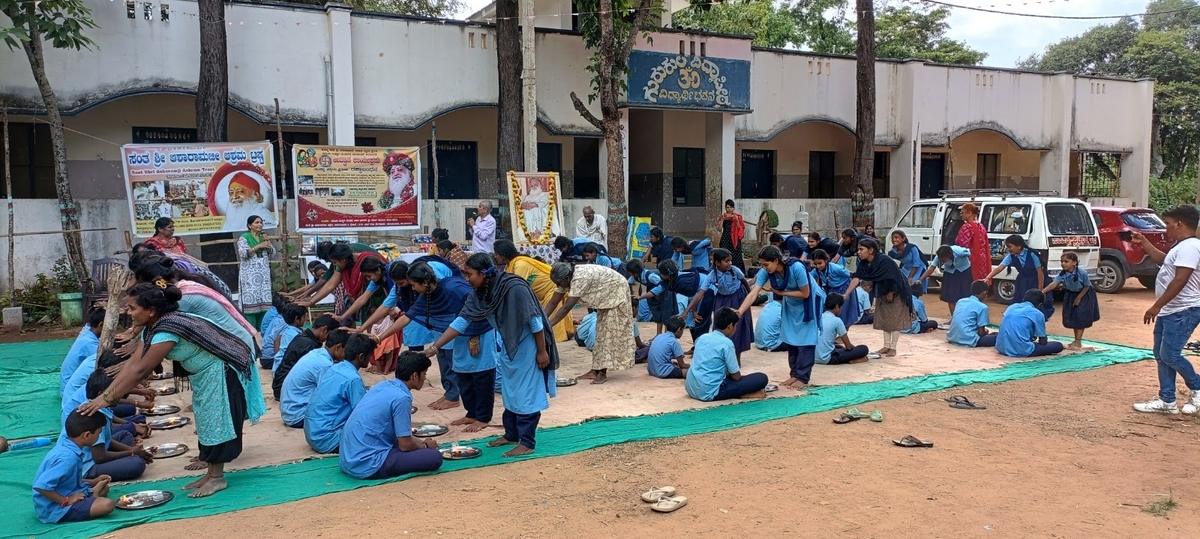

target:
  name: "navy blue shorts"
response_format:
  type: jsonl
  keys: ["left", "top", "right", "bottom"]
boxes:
{"left": 59, "top": 496, "right": 96, "bottom": 523}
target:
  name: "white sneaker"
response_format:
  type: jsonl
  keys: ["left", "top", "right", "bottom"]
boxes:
{"left": 1183, "top": 394, "right": 1200, "bottom": 415}
{"left": 1134, "top": 398, "right": 1180, "bottom": 414}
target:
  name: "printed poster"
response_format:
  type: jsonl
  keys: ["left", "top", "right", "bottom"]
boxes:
{"left": 628, "top": 216, "right": 652, "bottom": 260}
{"left": 507, "top": 172, "right": 564, "bottom": 245}
{"left": 293, "top": 145, "right": 421, "bottom": 232}
{"left": 121, "top": 142, "right": 277, "bottom": 236}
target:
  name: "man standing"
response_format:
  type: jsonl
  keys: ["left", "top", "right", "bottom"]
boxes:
{"left": 469, "top": 201, "right": 496, "bottom": 253}
{"left": 575, "top": 206, "right": 606, "bottom": 244}
{"left": 1133, "top": 205, "right": 1200, "bottom": 415}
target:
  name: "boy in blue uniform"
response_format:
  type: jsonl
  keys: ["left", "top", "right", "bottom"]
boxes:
{"left": 260, "top": 300, "right": 291, "bottom": 368}
{"left": 816, "top": 294, "right": 870, "bottom": 364}
{"left": 902, "top": 289, "right": 939, "bottom": 334}
{"left": 948, "top": 281, "right": 996, "bottom": 347}
{"left": 281, "top": 329, "right": 351, "bottom": 428}
{"left": 339, "top": 351, "right": 443, "bottom": 479}
{"left": 33, "top": 411, "right": 116, "bottom": 524}
{"left": 647, "top": 316, "right": 688, "bottom": 379}
{"left": 670, "top": 236, "right": 713, "bottom": 272}
{"left": 60, "top": 309, "right": 103, "bottom": 398}
{"left": 685, "top": 308, "right": 769, "bottom": 401}
{"left": 754, "top": 294, "right": 784, "bottom": 352}
{"left": 272, "top": 304, "right": 309, "bottom": 374}
{"left": 996, "top": 290, "right": 1064, "bottom": 357}
{"left": 305, "top": 333, "right": 373, "bottom": 453}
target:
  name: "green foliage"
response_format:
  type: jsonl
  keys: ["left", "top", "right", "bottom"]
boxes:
{"left": 673, "top": 0, "right": 799, "bottom": 48}
{"left": 1021, "top": 0, "right": 1200, "bottom": 179}
{"left": 270, "top": 238, "right": 306, "bottom": 293}
{"left": 576, "top": 0, "right": 661, "bottom": 103}
{"left": 0, "top": 0, "right": 97, "bottom": 51}
{"left": 52, "top": 256, "right": 81, "bottom": 294}
{"left": 1149, "top": 168, "right": 1197, "bottom": 214}
{"left": 760, "top": 209, "right": 779, "bottom": 228}
{"left": 12, "top": 274, "right": 62, "bottom": 324}
{"left": 279, "top": 0, "right": 464, "bottom": 17}
{"left": 874, "top": 7, "right": 986, "bottom": 65}
{"left": 788, "top": 0, "right": 854, "bottom": 54}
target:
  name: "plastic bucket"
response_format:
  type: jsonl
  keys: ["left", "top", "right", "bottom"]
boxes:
{"left": 57, "top": 292, "right": 84, "bottom": 326}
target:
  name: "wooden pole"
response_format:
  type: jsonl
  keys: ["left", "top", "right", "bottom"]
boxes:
{"left": 3, "top": 107, "right": 12, "bottom": 294}
{"left": 97, "top": 265, "right": 131, "bottom": 352}
{"left": 274, "top": 98, "right": 292, "bottom": 290}
{"left": 432, "top": 122, "right": 440, "bottom": 229}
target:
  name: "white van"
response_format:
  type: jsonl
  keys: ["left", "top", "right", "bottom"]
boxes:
{"left": 888, "top": 190, "right": 1100, "bottom": 304}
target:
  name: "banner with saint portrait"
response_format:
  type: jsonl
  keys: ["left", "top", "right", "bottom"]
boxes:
{"left": 292, "top": 145, "right": 422, "bottom": 232}
{"left": 121, "top": 142, "right": 278, "bottom": 236}
{"left": 507, "top": 172, "right": 564, "bottom": 245}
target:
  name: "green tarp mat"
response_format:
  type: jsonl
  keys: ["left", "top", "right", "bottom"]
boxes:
{"left": 0, "top": 339, "right": 1149, "bottom": 539}
{"left": 0, "top": 339, "right": 75, "bottom": 440}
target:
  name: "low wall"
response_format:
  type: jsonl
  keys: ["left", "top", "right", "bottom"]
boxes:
{"left": 1, "top": 199, "right": 133, "bottom": 289}
{"left": 731, "top": 198, "right": 900, "bottom": 241}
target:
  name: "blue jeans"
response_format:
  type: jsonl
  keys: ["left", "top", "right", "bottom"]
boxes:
{"left": 1153, "top": 307, "right": 1200, "bottom": 403}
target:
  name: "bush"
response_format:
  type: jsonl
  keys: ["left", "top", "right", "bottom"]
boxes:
{"left": 12, "top": 273, "right": 61, "bottom": 323}
{"left": 1149, "top": 169, "right": 1197, "bottom": 214}
{"left": 52, "top": 256, "right": 81, "bottom": 294}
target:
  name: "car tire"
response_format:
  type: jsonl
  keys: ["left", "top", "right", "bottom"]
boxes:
{"left": 992, "top": 279, "right": 1017, "bottom": 305}
{"left": 1094, "top": 259, "right": 1126, "bottom": 294}
{"left": 1137, "top": 275, "right": 1156, "bottom": 290}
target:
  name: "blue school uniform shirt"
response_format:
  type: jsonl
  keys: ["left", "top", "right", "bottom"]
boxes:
{"left": 647, "top": 332, "right": 684, "bottom": 378}
{"left": 280, "top": 348, "right": 335, "bottom": 426}
{"left": 577, "top": 312, "right": 639, "bottom": 351}
{"left": 592, "top": 254, "right": 623, "bottom": 271}
{"left": 816, "top": 311, "right": 848, "bottom": 363}
{"left": 648, "top": 236, "right": 675, "bottom": 262}
{"left": 32, "top": 435, "right": 93, "bottom": 524}
{"left": 782, "top": 235, "right": 807, "bottom": 258}
{"left": 381, "top": 260, "right": 453, "bottom": 309}
{"left": 261, "top": 315, "right": 287, "bottom": 359}
{"left": 685, "top": 332, "right": 739, "bottom": 401}
{"left": 703, "top": 266, "right": 746, "bottom": 296}
{"left": 63, "top": 353, "right": 97, "bottom": 404}
{"left": 304, "top": 359, "right": 366, "bottom": 454}
{"left": 636, "top": 299, "right": 652, "bottom": 322}
{"left": 996, "top": 301, "right": 1048, "bottom": 357}
{"left": 947, "top": 295, "right": 989, "bottom": 347}
{"left": 1000, "top": 249, "right": 1041, "bottom": 269}
{"left": 755, "top": 262, "right": 822, "bottom": 346}
{"left": 338, "top": 378, "right": 414, "bottom": 479}
{"left": 1053, "top": 268, "right": 1091, "bottom": 292}
{"left": 630, "top": 270, "right": 665, "bottom": 296}
{"left": 60, "top": 329, "right": 98, "bottom": 397}
{"left": 902, "top": 297, "right": 929, "bottom": 334}
{"left": 260, "top": 306, "right": 279, "bottom": 335}
{"left": 273, "top": 325, "right": 305, "bottom": 374}
{"left": 448, "top": 318, "right": 500, "bottom": 373}
{"left": 489, "top": 313, "right": 555, "bottom": 415}
{"left": 672, "top": 238, "right": 713, "bottom": 271}
{"left": 939, "top": 245, "right": 972, "bottom": 274}
{"left": 754, "top": 299, "right": 783, "bottom": 351}
{"left": 813, "top": 263, "right": 851, "bottom": 292}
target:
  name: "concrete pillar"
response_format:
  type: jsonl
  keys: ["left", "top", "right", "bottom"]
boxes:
{"left": 705, "top": 112, "right": 736, "bottom": 205}
{"left": 889, "top": 61, "right": 922, "bottom": 204}
{"left": 1038, "top": 73, "right": 1075, "bottom": 195}
{"left": 326, "top": 4, "right": 355, "bottom": 145}
{"left": 597, "top": 109, "right": 629, "bottom": 201}
{"left": 1120, "top": 79, "right": 1155, "bottom": 207}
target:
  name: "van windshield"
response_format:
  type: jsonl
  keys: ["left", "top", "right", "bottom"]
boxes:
{"left": 898, "top": 204, "right": 936, "bottom": 228}
{"left": 1046, "top": 203, "right": 1096, "bottom": 235}
{"left": 982, "top": 204, "right": 1030, "bottom": 234}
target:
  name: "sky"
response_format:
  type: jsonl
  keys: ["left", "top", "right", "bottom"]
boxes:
{"left": 451, "top": 0, "right": 1151, "bottom": 68}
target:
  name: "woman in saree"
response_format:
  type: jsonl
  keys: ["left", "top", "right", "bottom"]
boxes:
{"left": 843, "top": 238, "right": 916, "bottom": 357}
{"left": 236, "top": 215, "right": 274, "bottom": 328}
{"left": 956, "top": 202, "right": 993, "bottom": 282}
{"left": 144, "top": 217, "right": 186, "bottom": 254}
{"left": 491, "top": 240, "right": 574, "bottom": 342}
{"left": 79, "top": 281, "right": 266, "bottom": 498}
{"left": 546, "top": 263, "right": 635, "bottom": 385}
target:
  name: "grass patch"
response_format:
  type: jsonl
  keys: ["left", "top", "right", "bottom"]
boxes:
{"left": 1142, "top": 494, "right": 1178, "bottom": 517}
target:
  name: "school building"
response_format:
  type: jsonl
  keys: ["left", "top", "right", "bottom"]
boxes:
{"left": 0, "top": 0, "right": 1153, "bottom": 284}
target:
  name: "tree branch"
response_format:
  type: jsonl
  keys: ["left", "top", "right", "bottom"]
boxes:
{"left": 569, "top": 91, "right": 604, "bottom": 131}
{"left": 617, "top": 0, "right": 656, "bottom": 60}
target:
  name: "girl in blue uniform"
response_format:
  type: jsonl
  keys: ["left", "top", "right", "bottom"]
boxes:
{"left": 987, "top": 235, "right": 1054, "bottom": 319}
{"left": 887, "top": 231, "right": 928, "bottom": 295}
{"left": 657, "top": 259, "right": 714, "bottom": 343}
{"left": 809, "top": 248, "right": 861, "bottom": 328}
{"left": 739, "top": 246, "right": 824, "bottom": 389}
{"left": 918, "top": 245, "right": 973, "bottom": 313}
{"left": 685, "top": 249, "right": 754, "bottom": 362}
{"left": 625, "top": 259, "right": 671, "bottom": 336}
{"left": 1041, "top": 252, "right": 1100, "bottom": 349}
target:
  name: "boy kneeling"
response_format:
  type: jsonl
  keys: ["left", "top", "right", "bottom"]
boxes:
{"left": 339, "top": 351, "right": 443, "bottom": 479}
{"left": 685, "top": 308, "right": 768, "bottom": 401}
{"left": 647, "top": 316, "right": 689, "bottom": 379}
{"left": 33, "top": 411, "right": 116, "bottom": 524}
{"left": 996, "top": 290, "right": 1064, "bottom": 358}
{"left": 817, "top": 294, "right": 870, "bottom": 364}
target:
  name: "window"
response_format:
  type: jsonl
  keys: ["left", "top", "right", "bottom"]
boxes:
{"left": 672, "top": 148, "right": 704, "bottom": 206}
{"left": 425, "top": 140, "right": 478, "bottom": 199}
{"left": 1120, "top": 211, "right": 1165, "bottom": 230}
{"left": 873, "top": 152, "right": 890, "bottom": 197}
{"left": 0, "top": 122, "right": 55, "bottom": 198}
{"left": 977, "top": 154, "right": 999, "bottom": 189}
{"left": 537, "top": 142, "right": 562, "bottom": 174}
{"left": 1045, "top": 203, "right": 1096, "bottom": 235}
{"left": 266, "top": 131, "right": 319, "bottom": 198}
{"left": 808, "top": 151, "right": 835, "bottom": 198}
{"left": 354, "top": 137, "right": 377, "bottom": 147}
{"left": 1081, "top": 152, "right": 1121, "bottom": 197}
{"left": 897, "top": 204, "right": 936, "bottom": 228}
{"left": 132, "top": 127, "right": 197, "bottom": 144}
{"left": 981, "top": 204, "right": 1031, "bottom": 234}
{"left": 740, "top": 149, "right": 775, "bottom": 199}
{"left": 573, "top": 138, "right": 600, "bottom": 198}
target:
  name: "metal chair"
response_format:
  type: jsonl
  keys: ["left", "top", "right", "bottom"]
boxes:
{"left": 81, "top": 257, "right": 126, "bottom": 311}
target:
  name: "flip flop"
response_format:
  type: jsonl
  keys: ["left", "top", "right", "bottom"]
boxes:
{"left": 945, "top": 396, "right": 987, "bottom": 410}
{"left": 641, "top": 486, "right": 677, "bottom": 503}
{"left": 651, "top": 495, "right": 688, "bottom": 513}
{"left": 892, "top": 435, "right": 934, "bottom": 448}
{"left": 869, "top": 410, "right": 883, "bottom": 422}
{"left": 832, "top": 413, "right": 861, "bottom": 424}
{"left": 844, "top": 408, "right": 871, "bottom": 419}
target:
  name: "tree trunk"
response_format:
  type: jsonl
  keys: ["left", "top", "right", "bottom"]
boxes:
{"left": 851, "top": 0, "right": 876, "bottom": 230}
{"left": 603, "top": 120, "right": 629, "bottom": 259}
{"left": 196, "top": 0, "right": 229, "bottom": 143}
{"left": 20, "top": 30, "right": 88, "bottom": 280}
{"left": 496, "top": 0, "right": 523, "bottom": 236}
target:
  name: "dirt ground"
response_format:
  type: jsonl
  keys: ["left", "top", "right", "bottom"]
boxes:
{"left": 113, "top": 279, "right": 1200, "bottom": 538}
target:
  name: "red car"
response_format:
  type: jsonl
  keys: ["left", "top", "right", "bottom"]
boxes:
{"left": 1091, "top": 207, "right": 1171, "bottom": 293}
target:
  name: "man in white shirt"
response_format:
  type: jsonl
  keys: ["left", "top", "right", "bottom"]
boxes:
{"left": 469, "top": 200, "right": 496, "bottom": 253}
{"left": 1132, "top": 205, "right": 1200, "bottom": 415}
{"left": 575, "top": 206, "right": 606, "bottom": 244}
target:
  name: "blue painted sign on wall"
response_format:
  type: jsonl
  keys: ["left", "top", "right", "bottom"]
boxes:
{"left": 627, "top": 50, "right": 751, "bottom": 112}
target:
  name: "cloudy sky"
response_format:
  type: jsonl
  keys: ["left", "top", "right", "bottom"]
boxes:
{"left": 452, "top": 0, "right": 1149, "bottom": 68}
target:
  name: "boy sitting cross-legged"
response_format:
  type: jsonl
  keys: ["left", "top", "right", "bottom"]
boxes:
{"left": 32, "top": 411, "right": 117, "bottom": 524}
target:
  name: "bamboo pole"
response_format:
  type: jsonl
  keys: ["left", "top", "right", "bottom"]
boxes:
{"left": 274, "top": 98, "right": 292, "bottom": 290}
{"left": 3, "top": 107, "right": 12, "bottom": 294}
{"left": 97, "top": 265, "right": 132, "bottom": 352}
{"left": 432, "top": 122, "right": 440, "bottom": 229}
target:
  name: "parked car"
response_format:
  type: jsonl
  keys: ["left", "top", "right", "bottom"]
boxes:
{"left": 889, "top": 190, "right": 1101, "bottom": 304}
{"left": 1091, "top": 207, "right": 1170, "bottom": 293}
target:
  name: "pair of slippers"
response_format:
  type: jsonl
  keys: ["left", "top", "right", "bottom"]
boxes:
{"left": 833, "top": 408, "right": 883, "bottom": 424}
{"left": 641, "top": 486, "right": 687, "bottom": 513}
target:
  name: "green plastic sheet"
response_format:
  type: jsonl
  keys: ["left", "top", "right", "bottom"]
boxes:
{"left": 0, "top": 339, "right": 75, "bottom": 440}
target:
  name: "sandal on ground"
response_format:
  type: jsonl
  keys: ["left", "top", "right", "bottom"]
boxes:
{"left": 945, "top": 395, "right": 986, "bottom": 410}
{"left": 641, "top": 486, "right": 677, "bottom": 503}
{"left": 651, "top": 496, "right": 688, "bottom": 513}
{"left": 833, "top": 413, "right": 861, "bottom": 424}
{"left": 869, "top": 410, "right": 883, "bottom": 422}
{"left": 892, "top": 435, "right": 934, "bottom": 448}
{"left": 844, "top": 408, "right": 872, "bottom": 419}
